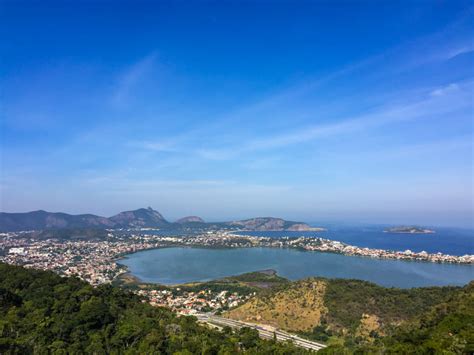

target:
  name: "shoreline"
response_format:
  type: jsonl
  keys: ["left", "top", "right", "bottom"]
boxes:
{"left": 113, "top": 231, "right": 473, "bottom": 287}
{"left": 114, "top": 241, "right": 473, "bottom": 288}
{"left": 115, "top": 248, "right": 473, "bottom": 289}
{"left": 115, "top": 271, "right": 143, "bottom": 285}
{"left": 2, "top": 230, "right": 471, "bottom": 289}
{"left": 115, "top": 233, "right": 473, "bottom": 267}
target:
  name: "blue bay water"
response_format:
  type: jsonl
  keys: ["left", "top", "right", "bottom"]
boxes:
{"left": 120, "top": 247, "right": 474, "bottom": 288}
{"left": 237, "top": 225, "right": 474, "bottom": 256}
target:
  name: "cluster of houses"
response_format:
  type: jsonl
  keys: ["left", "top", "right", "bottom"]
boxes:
{"left": 135, "top": 288, "right": 253, "bottom": 314}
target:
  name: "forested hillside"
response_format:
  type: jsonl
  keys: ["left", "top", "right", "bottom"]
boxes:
{"left": 225, "top": 277, "right": 474, "bottom": 353}
{"left": 353, "top": 281, "right": 474, "bottom": 353}
{"left": 1, "top": 262, "right": 472, "bottom": 354}
{"left": 0, "top": 263, "right": 305, "bottom": 354}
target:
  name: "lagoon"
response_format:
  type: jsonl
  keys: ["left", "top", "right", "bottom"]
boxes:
{"left": 120, "top": 247, "right": 473, "bottom": 288}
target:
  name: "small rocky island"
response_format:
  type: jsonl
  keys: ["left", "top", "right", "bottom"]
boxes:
{"left": 384, "top": 226, "right": 435, "bottom": 234}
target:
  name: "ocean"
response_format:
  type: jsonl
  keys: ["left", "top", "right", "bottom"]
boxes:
{"left": 237, "top": 224, "right": 474, "bottom": 256}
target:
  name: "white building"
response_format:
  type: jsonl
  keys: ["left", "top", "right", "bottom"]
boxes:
{"left": 9, "top": 247, "right": 27, "bottom": 255}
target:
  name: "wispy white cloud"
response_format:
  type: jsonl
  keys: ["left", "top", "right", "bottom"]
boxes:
{"left": 135, "top": 13, "right": 473, "bottom": 162}
{"left": 193, "top": 80, "right": 472, "bottom": 160}
{"left": 111, "top": 53, "right": 157, "bottom": 107}
{"left": 321, "top": 135, "right": 473, "bottom": 165}
{"left": 430, "top": 83, "right": 460, "bottom": 96}
{"left": 133, "top": 140, "right": 178, "bottom": 153}
{"left": 443, "top": 45, "right": 474, "bottom": 61}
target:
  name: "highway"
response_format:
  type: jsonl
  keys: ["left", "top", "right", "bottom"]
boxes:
{"left": 195, "top": 313, "right": 326, "bottom": 352}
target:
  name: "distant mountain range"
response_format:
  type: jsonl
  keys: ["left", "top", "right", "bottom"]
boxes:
{"left": 0, "top": 207, "right": 318, "bottom": 232}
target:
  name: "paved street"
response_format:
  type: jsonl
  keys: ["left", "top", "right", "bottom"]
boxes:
{"left": 195, "top": 313, "right": 326, "bottom": 352}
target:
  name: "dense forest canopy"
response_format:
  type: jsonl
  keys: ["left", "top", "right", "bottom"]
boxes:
{"left": 225, "top": 277, "right": 474, "bottom": 353}
{"left": 0, "top": 263, "right": 305, "bottom": 354}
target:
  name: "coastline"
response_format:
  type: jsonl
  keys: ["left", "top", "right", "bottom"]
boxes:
{"left": 117, "top": 245, "right": 474, "bottom": 288}
{"left": 113, "top": 233, "right": 473, "bottom": 285}
{"left": 3, "top": 229, "right": 471, "bottom": 289}
{"left": 115, "top": 271, "right": 143, "bottom": 285}
{"left": 114, "top": 233, "right": 473, "bottom": 287}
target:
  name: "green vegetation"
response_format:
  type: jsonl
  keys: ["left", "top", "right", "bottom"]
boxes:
{"left": 0, "top": 263, "right": 307, "bottom": 354}
{"left": 26, "top": 228, "right": 109, "bottom": 241}
{"left": 322, "top": 278, "right": 459, "bottom": 333}
{"left": 226, "top": 277, "right": 474, "bottom": 353}
{"left": 179, "top": 282, "right": 255, "bottom": 296}
{"left": 179, "top": 270, "right": 290, "bottom": 295}
{"left": 129, "top": 270, "right": 289, "bottom": 296}
{"left": 226, "top": 270, "right": 289, "bottom": 285}
{"left": 322, "top": 281, "right": 474, "bottom": 353}
{"left": 4, "top": 262, "right": 470, "bottom": 353}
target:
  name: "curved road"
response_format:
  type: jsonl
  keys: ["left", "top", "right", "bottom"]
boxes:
{"left": 195, "top": 313, "right": 326, "bottom": 352}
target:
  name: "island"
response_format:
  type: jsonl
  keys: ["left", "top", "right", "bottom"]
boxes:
{"left": 384, "top": 226, "right": 435, "bottom": 234}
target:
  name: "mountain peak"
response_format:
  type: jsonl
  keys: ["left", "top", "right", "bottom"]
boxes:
{"left": 109, "top": 207, "right": 168, "bottom": 228}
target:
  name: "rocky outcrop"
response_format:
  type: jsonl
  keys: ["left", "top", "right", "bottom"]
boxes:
{"left": 227, "top": 217, "right": 318, "bottom": 231}
{"left": 109, "top": 207, "right": 169, "bottom": 228}
{"left": 175, "top": 216, "right": 205, "bottom": 224}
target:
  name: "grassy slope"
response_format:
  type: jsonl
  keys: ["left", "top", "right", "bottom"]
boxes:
{"left": 225, "top": 277, "right": 472, "bottom": 352}
{"left": 225, "top": 279, "right": 327, "bottom": 331}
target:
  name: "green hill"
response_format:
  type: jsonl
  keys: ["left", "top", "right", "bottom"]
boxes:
{"left": 0, "top": 263, "right": 306, "bottom": 354}
{"left": 225, "top": 277, "right": 473, "bottom": 353}
{"left": 357, "top": 281, "right": 474, "bottom": 354}
{"left": 1, "top": 262, "right": 471, "bottom": 353}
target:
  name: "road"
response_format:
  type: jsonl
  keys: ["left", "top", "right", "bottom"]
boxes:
{"left": 195, "top": 313, "right": 326, "bottom": 352}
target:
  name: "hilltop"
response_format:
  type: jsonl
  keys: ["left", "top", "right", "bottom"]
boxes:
{"left": 226, "top": 217, "right": 321, "bottom": 232}
{"left": 0, "top": 207, "right": 169, "bottom": 231}
{"left": 109, "top": 207, "right": 169, "bottom": 228}
{"left": 176, "top": 216, "right": 206, "bottom": 224}
{"left": 0, "top": 210, "right": 115, "bottom": 231}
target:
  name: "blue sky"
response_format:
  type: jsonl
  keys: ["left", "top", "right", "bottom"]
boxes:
{"left": 1, "top": 1, "right": 473, "bottom": 227}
